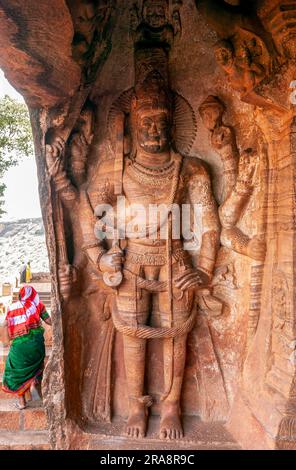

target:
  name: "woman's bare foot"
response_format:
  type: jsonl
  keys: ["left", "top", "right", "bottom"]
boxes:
{"left": 15, "top": 395, "right": 27, "bottom": 410}
{"left": 125, "top": 400, "right": 147, "bottom": 439}
{"left": 30, "top": 381, "right": 41, "bottom": 400}
{"left": 25, "top": 389, "right": 32, "bottom": 402}
{"left": 160, "top": 402, "right": 183, "bottom": 440}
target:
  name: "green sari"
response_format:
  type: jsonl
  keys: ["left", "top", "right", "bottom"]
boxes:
{"left": 2, "top": 328, "right": 45, "bottom": 396}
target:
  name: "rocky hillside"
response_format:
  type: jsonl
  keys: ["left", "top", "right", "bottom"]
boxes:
{"left": 0, "top": 218, "right": 49, "bottom": 283}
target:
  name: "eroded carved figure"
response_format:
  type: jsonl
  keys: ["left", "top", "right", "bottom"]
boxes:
{"left": 214, "top": 37, "right": 267, "bottom": 97}
{"left": 45, "top": 103, "right": 95, "bottom": 299}
{"left": 130, "top": 0, "right": 182, "bottom": 45}
{"left": 199, "top": 95, "right": 266, "bottom": 262}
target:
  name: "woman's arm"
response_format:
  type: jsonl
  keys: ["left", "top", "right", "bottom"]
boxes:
{"left": 1, "top": 320, "right": 10, "bottom": 344}
{"left": 43, "top": 316, "right": 52, "bottom": 326}
{"left": 40, "top": 311, "right": 52, "bottom": 326}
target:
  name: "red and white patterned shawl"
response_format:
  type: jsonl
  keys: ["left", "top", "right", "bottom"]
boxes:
{"left": 6, "top": 285, "right": 46, "bottom": 339}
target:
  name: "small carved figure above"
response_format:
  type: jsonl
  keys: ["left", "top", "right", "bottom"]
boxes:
{"left": 130, "top": 0, "right": 182, "bottom": 47}
{"left": 214, "top": 35, "right": 268, "bottom": 97}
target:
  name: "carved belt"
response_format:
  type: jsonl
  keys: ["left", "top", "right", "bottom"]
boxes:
{"left": 125, "top": 251, "right": 166, "bottom": 266}
{"left": 125, "top": 242, "right": 190, "bottom": 266}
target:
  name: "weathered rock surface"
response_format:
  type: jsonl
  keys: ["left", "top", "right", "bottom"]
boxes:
{"left": 0, "top": 0, "right": 81, "bottom": 107}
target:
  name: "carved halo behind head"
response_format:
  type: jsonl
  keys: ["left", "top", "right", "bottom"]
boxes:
{"left": 108, "top": 73, "right": 197, "bottom": 157}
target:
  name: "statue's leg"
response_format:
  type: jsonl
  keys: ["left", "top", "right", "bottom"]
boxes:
{"left": 116, "top": 262, "right": 151, "bottom": 438}
{"left": 122, "top": 335, "right": 148, "bottom": 438}
{"left": 157, "top": 262, "right": 195, "bottom": 440}
{"left": 160, "top": 333, "right": 188, "bottom": 440}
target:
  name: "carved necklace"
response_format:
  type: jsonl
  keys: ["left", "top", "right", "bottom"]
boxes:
{"left": 124, "top": 153, "right": 183, "bottom": 237}
{"left": 126, "top": 158, "right": 175, "bottom": 188}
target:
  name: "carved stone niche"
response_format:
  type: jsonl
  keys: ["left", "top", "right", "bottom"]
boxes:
{"left": 0, "top": 0, "right": 296, "bottom": 450}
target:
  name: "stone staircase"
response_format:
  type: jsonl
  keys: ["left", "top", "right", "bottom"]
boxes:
{"left": 0, "top": 319, "right": 52, "bottom": 450}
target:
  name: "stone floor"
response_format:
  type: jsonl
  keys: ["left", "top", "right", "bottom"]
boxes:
{"left": 0, "top": 399, "right": 49, "bottom": 449}
{"left": 79, "top": 416, "right": 241, "bottom": 450}
{"left": 0, "top": 431, "right": 49, "bottom": 450}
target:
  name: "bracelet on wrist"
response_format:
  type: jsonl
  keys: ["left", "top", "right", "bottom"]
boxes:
{"left": 97, "top": 249, "right": 107, "bottom": 267}
{"left": 197, "top": 266, "right": 212, "bottom": 282}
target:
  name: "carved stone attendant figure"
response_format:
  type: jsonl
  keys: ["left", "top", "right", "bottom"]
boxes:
{"left": 214, "top": 39, "right": 267, "bottom": 97}
{"left": 199, "top": 95, "right": 266, "bottom": 262}
{"left": 45, "top": 104, "right": 95, "bottom": 298}
{"left": 81, "top": 71, "right": 220, "bottom": 440}
{"left": 199, "top": 95, "right": 238, "bottom": 200}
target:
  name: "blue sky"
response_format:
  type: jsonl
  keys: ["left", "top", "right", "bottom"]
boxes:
{"left": 0, "top": 70, "right": 42, "bottom": 221}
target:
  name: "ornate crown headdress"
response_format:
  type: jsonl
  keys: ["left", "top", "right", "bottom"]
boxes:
{"left": 142, "top": 0, "right": 169, "bottom": 12}
{"left": 132, "top": 70, "right": 172, "bottom": 116}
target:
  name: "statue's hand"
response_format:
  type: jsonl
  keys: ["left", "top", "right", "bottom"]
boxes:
{"left": 212, "top": 125, "right": 232, "bottom": 149}
{"left": 45, "top": 136, "right": 65, "bottom": 176}
{"left": 174, "top": 268, "right": 210, "bottom": 292}
{"left": 246, "top": 236, "right": 266, "bottom": 261}
{"left": 58, "top": 263, "right": 77, "bottom": 301}
{"left": 71, "top": 134, "right": 88, "bottom": 161}
{"left": 99, "top": 251, "right": 124, "bottom": 274}
{"left": 58, "top": 263, "right": 77, "bottom": 286}
{"left": 238, "top": 148, "right": 258, "bottom": 186}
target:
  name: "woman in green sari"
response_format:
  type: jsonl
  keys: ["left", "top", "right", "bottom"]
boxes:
{"left": 2, "top": 285, "right": 51, "bottom": 409}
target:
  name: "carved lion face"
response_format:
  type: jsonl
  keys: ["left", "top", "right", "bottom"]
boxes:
{"left": 136, "top": 110, "right": 171, "bottom": 154}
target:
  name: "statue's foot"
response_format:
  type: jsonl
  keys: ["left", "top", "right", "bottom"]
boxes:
{"left": 125, "top": 403, "right": 147, "bottom": 439}
{"left": 160, "top": 403, "right": 183, "bottom": 440}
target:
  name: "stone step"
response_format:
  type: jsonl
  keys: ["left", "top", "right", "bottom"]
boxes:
{"left": 0, "top": 399, "right": 47, "bottom": 431}
{"left": 0, "top": 430, "right": 50, "bottom": 450}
